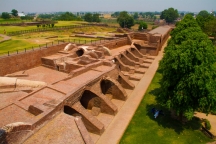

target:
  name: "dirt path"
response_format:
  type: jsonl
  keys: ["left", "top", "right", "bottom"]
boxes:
{"left": 194, "top": 112, "right": 216, "bottom": 135}
{"left": 0, "top": 34, "right": 11, "bottom": 43}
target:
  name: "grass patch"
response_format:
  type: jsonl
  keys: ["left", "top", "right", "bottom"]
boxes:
{"left": 0, "top": 18, "right": 23, "bottom": 23}
{"left": 120, "top": 72, "right": 213, "bottom": 144}
{"left": 0, "top": 21, "right": 87, "bottom": 34}
{"left": 0, "top": 25, "right": 36, "bottom": 34}
{"left": 0, "top": 40, "right": 38, "bottom": 55}
{"left": 55, "top": 21, "right": 87, "bottom": 26}
{"left": 0, "top": 26, "right": 116, "bottom": 55}
{"left": 101, "top": 18, "right": 119, "bottom": 27}
{"left": 0, "top": 22, "right": 116, "bottom": 35}
{"left": 0, "top": 36, "right": 4, "bottom": 41}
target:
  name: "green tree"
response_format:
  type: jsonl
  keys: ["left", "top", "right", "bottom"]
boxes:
{"left": 117, "top": 11, "right": 134, "bottom": 28}
{"left": 11, "top": 9, "right": 18, "bottom": 17}
{"left": 111, "top": 12, "right": 120, "bottom": 18}
{"left": 84, "top": 13, "right": 93, "bottom": 22}
{"left": 204, "top": 18, "right": 216, "bottom": 43}
{"left": 138, "top": 21, "right": 147, "bottom": 30}
{"left": 196, "top": 10, "right": 214, "bottom": 30}
{"left": 160, "top": 8, "right": 179, "bottom": 23}
{"left": 1, "top": 12, "right": 10, "bottom": 19}
{"left": 92, "top": 13, "right": 101, "bottom": 22}
{"left": 197, "top": 10, "right": 209, "bottom": 17}
{"left": 38, "top": 14, "right": 55, "bottom": 19}
{"left": 180, "top": 12, "right": 184, "bottom": 17}
{"left": 187, "top": 12, "right": 194, "bottom": 16}
{"left": 158, "top": 15, "right": 216, "bottom": 120}
{"left": 20, "top": 15, "right": 34, "bottom": 20}
{"left": 133, "top": 12, "right": 139, "bottom": 20}
{"left": 57, "top": 12, "right": 81, "bottom": 21}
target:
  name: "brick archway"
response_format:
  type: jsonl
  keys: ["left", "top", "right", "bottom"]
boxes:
{"left": 100, "top": 77, "right": 127, "bottom": 100}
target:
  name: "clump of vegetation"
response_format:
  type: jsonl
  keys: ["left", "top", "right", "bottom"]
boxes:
{"left": 84, "top": 13, "right": 101, "bottom": 22}
{"left": 117, "top": 11, "right": 134, "bottom": 29}
{"left": 157, "top": 14, "right": 216, "bottom": 120}
{"left": 196, "top": 10, "right": 216, "bottom": 44}
{"left": 138, "top": 21, "right": 147, "bottom": 30}
{"left": 196, "top": 10, "right": 214, "bottom": 31}
{"left": 38, "top": 12, "right": 82, "bottom": 21}
{"left": 160, "top": 7, "right": 179, "bottom": 23}
{"left": 57, "top": 12, "right": 82, "bottom": 21}
{"left": 1, "top": 12, "right": 11, "bottom": 19}
{"left": 203, "top": 119, "right": 211, "bottom": 130}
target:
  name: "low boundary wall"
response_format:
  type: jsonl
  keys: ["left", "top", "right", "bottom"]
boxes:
{"left": 0, "top": 43, "right": 68, "bottom": 76}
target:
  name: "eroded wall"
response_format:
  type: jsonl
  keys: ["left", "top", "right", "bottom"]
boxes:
{"left": 0, "top": 43, "right": 68, "bottom": 76}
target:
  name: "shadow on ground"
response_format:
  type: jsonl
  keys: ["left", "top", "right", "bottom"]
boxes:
{"left": 146, "top": 85, "right": 202, "bottom": 135}
{"left": 144, "top": 69, "right": 202, "bottom": 135}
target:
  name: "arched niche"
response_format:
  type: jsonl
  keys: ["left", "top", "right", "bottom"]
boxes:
{"left": 100, "top": 79, "right": 126, "bottom": 100}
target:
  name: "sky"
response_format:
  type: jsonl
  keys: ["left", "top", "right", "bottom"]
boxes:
{"left": 0, "top": 0, "right": 215, "bottom": 13}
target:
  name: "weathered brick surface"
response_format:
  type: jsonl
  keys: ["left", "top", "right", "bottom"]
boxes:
{"left": 133, "top": 33, "right": 149, "bottom": 41}
{"left": 75, "top": 116, "right": 94, "bottom": 144}
{"left": 0, "top": 122, "right": 32, "bottom": 144}
{"left": 0, "top": 43, "right": 68, "bottom": 76}
{"left": 0, "top": 27, "right": 172, "bottom": 143}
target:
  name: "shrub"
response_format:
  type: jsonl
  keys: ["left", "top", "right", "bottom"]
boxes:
{"left": 138, "top": 21, "right": 147, "bottom": 30}
{"left": 211, "top": 110, "right": 216, "bottom": 115}
{"left": 203, "top": 119, "right": 211, "bottom": 130}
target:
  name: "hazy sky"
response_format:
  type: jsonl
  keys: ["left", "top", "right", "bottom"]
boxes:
{"left": 0, "top": 0, "right": 215, "bottom": 13}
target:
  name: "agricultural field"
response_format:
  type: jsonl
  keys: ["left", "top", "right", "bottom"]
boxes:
{"left": 0, "top": 21, "right": 88, "bottom": 34}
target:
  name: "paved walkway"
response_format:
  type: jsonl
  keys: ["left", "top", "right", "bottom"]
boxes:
{"left": 0, "top": 34, "right": 11, "bottom": 43}
{"left": 96, "top": 39, "right": 168, "bottom": 144}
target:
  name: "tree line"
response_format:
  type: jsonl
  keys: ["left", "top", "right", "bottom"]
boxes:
{"left": 1, "top": 9, "right": 34, "bottom": 20}
{"left": 196, "top": 10, "right": 216, "bottom": 44}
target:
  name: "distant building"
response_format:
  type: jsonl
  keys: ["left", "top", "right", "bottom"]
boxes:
{"left": 18, "top": 13, "right": 25, "bottom": 17}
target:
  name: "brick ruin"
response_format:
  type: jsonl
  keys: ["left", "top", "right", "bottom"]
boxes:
{"left": 0, "top": 26, "right": 171, "bottom": 144}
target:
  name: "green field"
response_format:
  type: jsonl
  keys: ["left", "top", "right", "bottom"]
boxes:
{"left": 0, "top": 18, "right": 23, "bottom": 23}
{"left": 55, "top": 21, "right": 87, "bottom": 26}
{"left": 101, "top": 18, "right": 117, "bottom": 24}
{"left": 0, "top": 40, "right": 37, "bottom": 55}
{"left": 0, "top": 26, "right": 116, "bottom": 55}
{"left": 0, "top": 36, "right": 3, "bottom": 41}
{"left": 120, "top": 72, "right": 213, "bottom": 144}
{"left": 0, "top": 21, "right": 88, "bottom": 34}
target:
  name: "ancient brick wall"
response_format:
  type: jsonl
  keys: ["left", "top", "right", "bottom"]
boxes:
{"left": 149, "top": 35, "right": 161, "bottom": 43}
{"left": 138, "top": 46, "right": 158, "bottom": 56}
{"left": 0, "top": 43, "right": 68, "bottom": 76}
{"left": 133, "top": 33, "right": 149, "bottom": 41}
{"left": 103, "top": 38, "right": 129, "bottom": 49}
